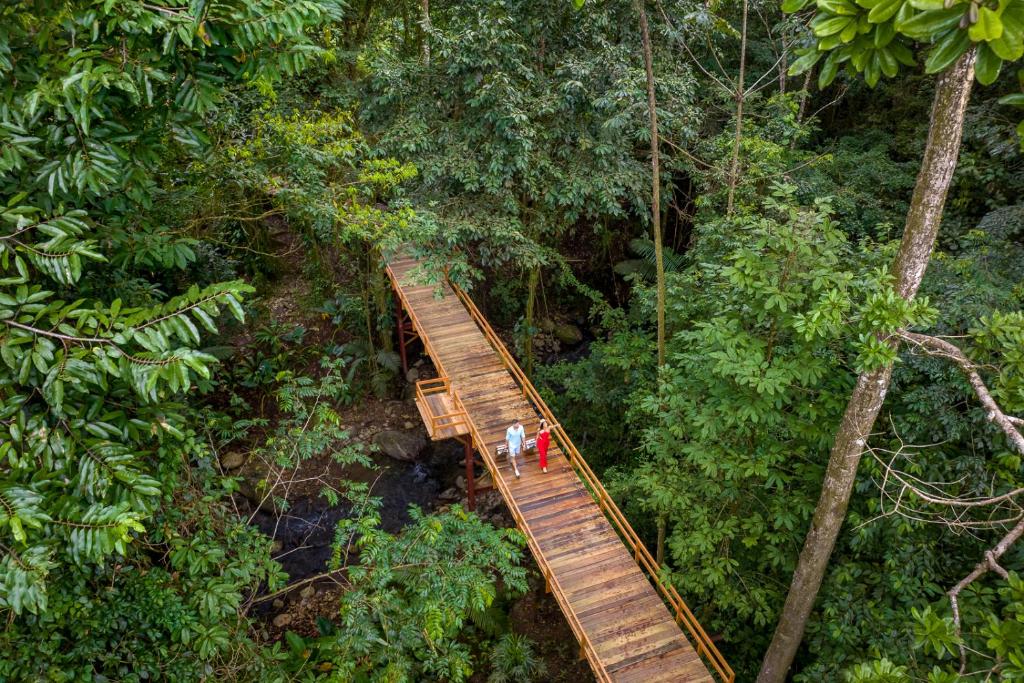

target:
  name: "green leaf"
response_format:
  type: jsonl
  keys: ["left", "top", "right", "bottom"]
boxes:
{"left": 969, "top": 6, "right": 1004, "bottom": 41}
{"left": 975, "top": 42, "right": 1003, "bottom": 84}
{"left": 818, "top": 0, "right": 862, "bottom": 15}
{"left": 875, "top": 21, "right": 898, "bottom": 45}
{"left": 924, "top": 28, "right": 972, "bottom": 73}
{"left": 789, "top": 50, "right": 824, "bottom": 76}
{"left": 869, "top": 0, "right": 904, "bottom": 23}
{"left": 989, "top": 11, "right": 1024, "bottom": 60}
{"left": 814, "top": 14, "right": 857, "bottom": 36}
{"left": 820, "top": 51, "right": 843, "bottom": 87}
{"left": 897, "top": 7, "right": 965, "bottom": 39}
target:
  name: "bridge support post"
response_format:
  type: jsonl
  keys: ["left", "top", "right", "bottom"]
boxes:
{"left": 463, "top": 436, "right": 476, "bottom": 511}
{"left": 394, "top": 294, "right": 408, "bottom": 376}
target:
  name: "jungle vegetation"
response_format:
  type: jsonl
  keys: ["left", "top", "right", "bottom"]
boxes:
{"left": 1, "top": 0, "right": 1023, "bottom": 681}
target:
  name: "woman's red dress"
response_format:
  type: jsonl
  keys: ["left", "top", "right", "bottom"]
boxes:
{"left": 536, "top": 430, "right": 551, "bottom": 469}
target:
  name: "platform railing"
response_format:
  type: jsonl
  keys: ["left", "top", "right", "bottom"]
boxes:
{"left": 450, "top": 280, "right": 735, "bottom": 683}
{"left": 415, "top": 376, "right": 470, "bottom": 436}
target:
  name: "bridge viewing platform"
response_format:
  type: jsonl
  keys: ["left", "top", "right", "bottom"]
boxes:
{"left": 386, "top": 252, "right": 733, "bottom": 683}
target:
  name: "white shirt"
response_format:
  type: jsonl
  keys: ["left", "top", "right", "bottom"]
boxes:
{"left": 505, "top": 424, "right": 525, "bottom": 450}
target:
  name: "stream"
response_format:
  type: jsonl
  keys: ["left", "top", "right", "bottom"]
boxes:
{"left": 250, "top": 438, "right": 465, "bottom": 581}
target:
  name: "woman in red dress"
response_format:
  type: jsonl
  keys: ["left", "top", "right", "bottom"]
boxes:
{"left": 536, "top": 419, "right": 551, "bottom": 473}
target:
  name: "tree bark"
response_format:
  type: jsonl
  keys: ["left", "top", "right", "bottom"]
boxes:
{"left": 725, "top": 0, "right": 748, "bottom": 215}
{"left": 756, "top": 48, "right": 977, "bottom": 683}
{"left": 635, "top": 0, "right": 666, "bottom": 369}
{"left": 524, "top": 265, "right": 539, "bottom": 376}
{"left": 656, "top": 515, "right": 667, "bottom": 565}
{"left": 421, "top": 0, "right": 431, "bottom": 66}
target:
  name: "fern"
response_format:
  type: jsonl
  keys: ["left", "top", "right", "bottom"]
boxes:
{"left": 488, "top": 632, "right": 547, "bottom": 683}
{"left": 613, "top": 237, "right": 685, "bottom": 282}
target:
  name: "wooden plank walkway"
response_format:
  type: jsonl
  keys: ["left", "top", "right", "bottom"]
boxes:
{"left": 386, "top": 254, "right": 734, "bottom": 683}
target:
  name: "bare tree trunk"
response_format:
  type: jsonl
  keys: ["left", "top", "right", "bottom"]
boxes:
{"left": 656, "top": 515, "right": 667, "bottom": 565}
{"left": 725, "top": 0, "right": 748, "bottom": 215}
{"left": 421, "top": 0, "right": 431, "bottom": 66}
{"left": 756, "top": 48, "right": 977, "bottom": 683}
{"left": 779, "top": 42, "right": 787, "bottom": 94}
{"left": 790, "top": 69, "right": 814, "bottom": 150}
{"left": 797, "top": 69, "right": 812, "bottom": 124}
{"left": 635, "top": 0, "right": 666, "bottom": 369}
{"left": 524, "top": 265, "right": 539, "bottom": 376}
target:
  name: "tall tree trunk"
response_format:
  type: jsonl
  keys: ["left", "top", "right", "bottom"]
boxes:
{"left": 756, "top": 49, "right": 977, "bottom": 683}
{"left": 524, "top": 265, "right": 539, "bottom": 376}
{"left": 656, "top": 515, "right": 667, "bottom": 565}
{"left": 790, "top": 69, "right": 814, "bottom": 150}
{"left": 725, "top": 0, "right": 748, "bottom": 215}
{"left": 421, "top": 0, "right": 431, "bottom": 66}
{"left": 635, "top": 0, "right": 666, "bottom": 369}
{"left": 374, "top": 260, "right": 393, "bottom": 354}
{"left": 637, "top": 0, "right": 669, "bottom": 567}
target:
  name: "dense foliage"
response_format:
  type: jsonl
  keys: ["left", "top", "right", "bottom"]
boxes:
{"left": 3, "top": 0, "right": 1024, "bottom": 681}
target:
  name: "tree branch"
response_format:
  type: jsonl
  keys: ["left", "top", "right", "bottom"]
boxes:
{"left": 898, "top": 330, "right": 1024, "bottom": 456}
{"left": 948, "top": 516, "right": 1024, "bottom": 673}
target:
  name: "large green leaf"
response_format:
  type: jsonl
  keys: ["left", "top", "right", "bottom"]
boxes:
{"left": 814, "top": 14, "right": 858, "bottom": 36}
{"left": 924, "top": 27, "right": 972, "bottom": 73}
{"left": 896, "top": 7, "right": 966, "bottom": 40}
{"left": 820, "top": 51, "right": 844, "bottom": 86}
{"left": 869, "top": 0, "right": 905, "bottom": 23}
{"left": 989, "top": 7, "right": 1024, "bottom": 60}
{"left": 976, "top": 42, "right": 1004, "bottom": 84}
{"left": 969, "top": 6, "right": 1005, "bottom": 41}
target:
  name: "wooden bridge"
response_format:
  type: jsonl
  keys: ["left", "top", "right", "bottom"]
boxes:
{"left": 386, "top": 252, "right": 734, "bottom": 683}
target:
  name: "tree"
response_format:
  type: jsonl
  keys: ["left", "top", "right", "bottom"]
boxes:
{"left": 361, "top": 0, "right": 699, "bottom": 371}
{"left": 759, "top": 0, "right": 1024, "bottom": 674}
{"left": 0, "top": 0, "right": 340, "bottom": 615}
{"left": 276, "top": 501, "right": 528, "bottom": 682}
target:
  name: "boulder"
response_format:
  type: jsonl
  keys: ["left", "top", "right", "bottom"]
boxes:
{"left": 403, "top": 421, "right": 415, "bottom": 429}
{"left": 405, "top": 367, "right": 420, "bottom": 383}
{"left": 455, "top": 475, "right": 466, "bottom": 491}
{"left": 235, "top": 458, "right": 282, "bottom": 513}
{"left": 372, "top": 429, "right": 426, "bottom": 462}
{"left": 299, "top": 585, "right": 316, "bottom": 600}
{"left": 220, "top": 451, "right": 245, "bottom": 470}
{"left": 553, "top": 322, "right": 583, "bottom": 345}
{"left": 272, "top": 613, "right": 293, "bottom": 628}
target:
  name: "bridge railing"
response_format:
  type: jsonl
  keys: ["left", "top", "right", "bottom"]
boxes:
{"left": 415, "top": 376, "right": 470, "bottom": 437}
{"left": 450, "top": 280, "right": 736, "bottom": 683}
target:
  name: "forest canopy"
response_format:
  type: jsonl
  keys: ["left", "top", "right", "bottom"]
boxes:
{"left": 1, "top": 0, "right": 1023, "bottom": 681}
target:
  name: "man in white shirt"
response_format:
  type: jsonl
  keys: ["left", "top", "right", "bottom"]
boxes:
{"left": 505, "top": 418, "right": 525, "bottom": 479}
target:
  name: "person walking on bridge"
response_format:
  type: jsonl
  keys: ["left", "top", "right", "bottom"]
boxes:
{"left": 536, "top": 419, "right": 551, "bottom": 474}
{"left": 505, "top": 418, "right": 525, "bottom": 479}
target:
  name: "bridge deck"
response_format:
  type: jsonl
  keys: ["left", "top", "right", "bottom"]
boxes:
{"left": 387, "top": 254, "right": 731, "bottom": 683}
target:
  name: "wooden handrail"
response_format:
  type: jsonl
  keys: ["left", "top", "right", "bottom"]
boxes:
{"left": 450, "top": 281, "right": 735, "bottom": 683}
{"left": 387, "top": 263, "right": 449, "bottom": 379}
{"left": 461, "top": 407, "right": 613, "bottom": 683}
{"left": 415, "top": 375, "right": 470, "bottom": 434}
